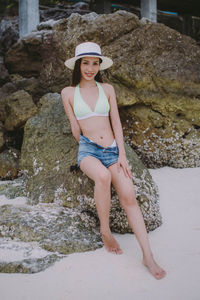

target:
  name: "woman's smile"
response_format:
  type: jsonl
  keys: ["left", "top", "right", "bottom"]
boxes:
{"left": 85, "top": 72, "right": 94, "bottom": 77}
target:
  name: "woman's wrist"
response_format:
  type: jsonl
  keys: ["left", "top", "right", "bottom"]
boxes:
{"left": 119, "top": 150, "right": 126, "bottom": 157}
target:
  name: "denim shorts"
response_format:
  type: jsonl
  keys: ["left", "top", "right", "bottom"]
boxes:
{"left": 78, "top": 135, "right": 119, "bottom": 168}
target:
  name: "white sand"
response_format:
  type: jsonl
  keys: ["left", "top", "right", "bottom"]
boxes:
{"left": 0, "top": 167, "right": 200, "bottom": 300}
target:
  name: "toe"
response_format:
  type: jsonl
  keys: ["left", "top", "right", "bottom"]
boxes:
{"left": 117, "top": 248, "right": 123, "bottom": 255}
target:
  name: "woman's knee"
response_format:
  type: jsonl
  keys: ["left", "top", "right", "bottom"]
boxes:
{"left": 120, "top": 190, "right": 138, "bottom": 209}
{"left": 95, "top": 169, "right": 111, "bottom": 187}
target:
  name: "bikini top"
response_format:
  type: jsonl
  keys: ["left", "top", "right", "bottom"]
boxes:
{"left": 73, "top": 82, "right": 110, "bottom": 120}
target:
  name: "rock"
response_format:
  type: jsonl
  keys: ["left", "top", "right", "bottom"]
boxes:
{"left": 4, "top": 90, "right": 37, "bottom": 131}
{"left": 0, "top": 56, "right": 9, "bottom": 85}
{"left": 0, "top": 238, "right": 63, "bottom": 274}
{"left": 0, "top": 122, "right": 5, "bottom": 149}
{"left": 0, "top": 148, "right": 20, "bottom": 179}
{"left": 5, "top": 31, "right": 44, "bottom": 78}
{"left": 0, "top": 131, "right": 4, "bottom": 149}
{"left": 0, "top": 81, "right": 16, "bottom": 95}
{"left": 20, "top": 92, "right": 162, "bottom": 234}
{"left": 0, "top": 203, "right": 102, "bottom": 257}
{"left": 9, "top": 74, "right": 38, "bottom": 93}
{"left": 39, "top": 4, "right": 90, "bottom": 22}
{"left": 108, "top": 21, "right": 200, "bottom": 168}
{"left": 5, "top": 11, "right": 141, "bottom": 92}
{"left": 0, "top": 82, "right": 17, "bottom": 122}
{"left": 9, "top": 75, "right": 40, "bottom": 99}
{"left": 0, "top": 17, "right": 19, "bottom": 55}
{"left": 37, "top": 19, "right": 60, "bottom": 31}
{"left": 120, "top": 100, "right": 200, "bottom": 168}
{"left": 5, "top": 10, "right": 200, "bottom": 167}
{"left": 0, "top": 77, "right": 40, "bottom": 127}
{"left": 0, "top": 178, "right": 102, "bottom": 273}
{"left": 0, "top": 84, "right": 29, "bottom": 152}
{"left": 72, "top": 2, "right": 89, "bottom": 10}
{"left": 0, "top": 177, "right": 26, "bottom": 199}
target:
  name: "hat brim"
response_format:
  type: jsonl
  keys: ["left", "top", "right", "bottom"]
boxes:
{"left": 64, "top": 55, "right": 113, "bottom": 70}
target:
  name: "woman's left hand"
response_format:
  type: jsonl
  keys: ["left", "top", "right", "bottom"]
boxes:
{"left": 117, "top": 154, "right": 132, "bottom": 179}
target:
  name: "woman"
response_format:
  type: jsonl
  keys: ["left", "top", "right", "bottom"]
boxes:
{"left": 61, "top": 42, "right": 166, "bottom": 279}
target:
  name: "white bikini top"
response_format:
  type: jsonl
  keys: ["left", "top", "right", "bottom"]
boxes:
{"left": 73, "top": 82, "right": 110, "bottom": 120}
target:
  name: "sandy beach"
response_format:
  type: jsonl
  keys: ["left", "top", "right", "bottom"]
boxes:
{"left": 0, "top": 166, "right": 200, "bottom": 300}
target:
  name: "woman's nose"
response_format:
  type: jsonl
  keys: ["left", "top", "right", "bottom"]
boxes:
{"left": 87, "top": 64, "right": 93, "bottom": 71}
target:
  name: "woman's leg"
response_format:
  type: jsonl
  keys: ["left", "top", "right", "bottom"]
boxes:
{"left": 80, "top": 156, "right": 122, "bottom": 254}
{"left": 108, "top": 163, "right": 166, "bottom": 279}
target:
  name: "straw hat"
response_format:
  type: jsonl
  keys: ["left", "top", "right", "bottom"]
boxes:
{"left": 64, "top": 42, "right": 113, "bottom": 70}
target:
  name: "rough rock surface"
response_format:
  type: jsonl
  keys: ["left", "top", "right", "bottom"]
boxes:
{"left": 0, "top": 178, "right": 102, "bottom": 273}
{"left": 0, "top": 17, "right": 19, "bottom": 55}
{"left": 20, "top": 92, "right": 162, "bottom": 234}
{"left": 0, "top": 56, "right": 9, "bottom": 85}
{"left": 0, "top": 148, "right": 20, "bottom": 179}
{"left": 0, "top": 82, "right": 17, "bottom": 122}
{"left": 40, "top": 3, "right": 90, "bottom": 22}
{"left": 9, "top": 74, "right": 39, "bottom": 99}
{"left": 0, "top": 238, "right": 63, "bottom": 274}
{"left": 0, "top": 122, "right": 4, "bottom": 149}
{"left": 0, "top": 132, "right": 4, "bottom": 149}
{"left": 0, "top": 76, "right": 39, "bottom": 122}
{"left": 4, "top": 90, "right": 37, "bottom": 131}
{"left": 5, "top": 10, "right": 200, "bottom": 167}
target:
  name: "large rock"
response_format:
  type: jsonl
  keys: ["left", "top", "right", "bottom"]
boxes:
{"left": 4, "top": 90, "right": 37, "bottom": 131}
{"left": 5, "top": 11, "right": 142, "bottom": 92}
{"left": 0, "top": 82, "right": 36, "bottom": 155}
{"left": 5, "top": 10, "right": 200, "bottom": 167}
{"left": 0, "top": 131, "right": 4, "bottom": 149}
{"left": 0, "top": 17, "right": 19, "bottom": 55}
{"left": 0, "top": 148, "right": 20, "bottom": 179}
{"left": 20, "top": 92, "right": 162, "bottom": 234}
{"left": 0, "top": 238, "right": 63, "bottom": 274}
{"left": 9, "top": 74, "right": 39, "bottom": 99}
{"left": 0, "top": 56, "right": 9, "bottom": 85}
{"left": 0, "top": 178, "right": 101, "bottom": 273}
{"left": 0, "top": 82, "right": 16, "bottom": 125}
{"left": 0, "top": 122, "right": 5, "bottom": 149}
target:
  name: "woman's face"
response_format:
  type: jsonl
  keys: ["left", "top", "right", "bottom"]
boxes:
{"left": 80, "top": 57, "right": 100, "bottom": 81}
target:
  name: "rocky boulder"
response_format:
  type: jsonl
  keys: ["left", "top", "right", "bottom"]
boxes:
{"left": 0, "top": 121, "right": 5, "bottom": 149}
{"left": 0, "top": 56, "right": 9, "bottom": 85}
{"left": 20, "top": 92, "right": 162, "bottom": 234}
{"left": 9, "top": 74, "right": 39, "bottom": 99}
{"left": 0, "top": 148, "right": 20, "bottom": 179}
{"left": 0, "top": 132, "right": 4, "bottom": 149}
{"left": 0, "top": 17, "right": 19, "bottom": 55}
{"left": 4, "top": 90, "right": 37, "bottom": 131}
{"left": 4, "top": 10, "right": 200, "bottom": 168}
{"left": 0, "top": 178, "right": 101, "bottom": 273}
{"left": 0, "top": 83, "right": 17, "bottom": 138}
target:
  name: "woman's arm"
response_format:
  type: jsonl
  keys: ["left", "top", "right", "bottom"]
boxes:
{"left": 106, "top": 84, "right": 132, "bottom": 178}
{"left": 61, "top": 87, "right": 81, "bottom": 142}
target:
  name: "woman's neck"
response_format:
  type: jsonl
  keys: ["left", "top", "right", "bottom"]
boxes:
{"left": 79, "top": 79, "right": 97, "bottom": 88}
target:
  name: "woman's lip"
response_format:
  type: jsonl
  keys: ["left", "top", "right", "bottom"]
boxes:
{"left": 85, "top": 73, "right": 94, "bottom": 76}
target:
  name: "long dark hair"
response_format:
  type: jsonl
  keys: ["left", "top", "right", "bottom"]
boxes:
{"left": 71, "top": 58, "right": 103, "bottom": 86}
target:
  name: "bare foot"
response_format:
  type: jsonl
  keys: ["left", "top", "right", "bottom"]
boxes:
{"left": 100, "top": 231, "right": 123, "bottom": 255}
{"left": 142, "top": 255, "right": 166, "bottom": 280}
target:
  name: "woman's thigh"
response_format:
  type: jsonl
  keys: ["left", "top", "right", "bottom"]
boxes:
{"left": 80, "top": 156, "right": 111, "bottom": 183}
{"left": 108, "top": 163, "right": 136, "bottom": 201}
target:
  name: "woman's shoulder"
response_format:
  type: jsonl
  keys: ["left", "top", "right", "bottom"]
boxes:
{"left": 61, "top": 86, "right": 76, "bottom": 102}
{"left": 99, "top": 82, "right": 115, "bottom": 95}
{"left": 61, "top": 86, "right": 75, "bottom": 96}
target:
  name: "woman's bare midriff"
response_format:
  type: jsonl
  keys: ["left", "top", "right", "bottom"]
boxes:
{"left": 78, "top": 116, "right": 114, "bottom": 147}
